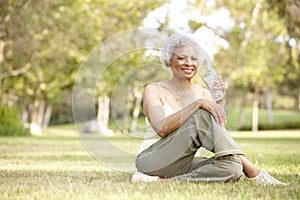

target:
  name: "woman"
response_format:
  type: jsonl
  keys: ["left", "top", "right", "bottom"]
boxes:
{"left": 132, "top": 33, "right": 286, "bottom": 185}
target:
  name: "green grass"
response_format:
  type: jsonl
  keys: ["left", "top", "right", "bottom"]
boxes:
{"left": 225, "top": 108, "right": 300, "bottom": 130}
{"left": 0, "top": 126, "right": 299, "bottom": 200}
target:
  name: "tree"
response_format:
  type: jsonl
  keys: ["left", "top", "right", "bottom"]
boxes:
{"left": 4, "top": 0, "right": 88, "bottom": 132}
{"left": 0, "top": 0, "right": 31, "bottom": 101}
{"left": 2, "top": 0, "right": 164, "bottom": 134}
{"left": 266, "top": 0, "right": 300, "bottom": 110}
{"left": 211, "top": 0, "right": 292, "bottom": 131}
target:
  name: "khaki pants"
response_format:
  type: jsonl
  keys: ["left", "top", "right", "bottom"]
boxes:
{"left": 136, "top": 109, "right": 244, "bottom": 182}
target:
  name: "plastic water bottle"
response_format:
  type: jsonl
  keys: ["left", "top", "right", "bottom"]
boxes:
{"left": 203, "top": 67, "right": 224, "bottom": 102}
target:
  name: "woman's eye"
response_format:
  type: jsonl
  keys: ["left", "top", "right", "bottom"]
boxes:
{"left": 192, "top": 58, "right": 198, "bottom": 62}
{"left": 178, "top": 57, "right": 185, "bottom": 61}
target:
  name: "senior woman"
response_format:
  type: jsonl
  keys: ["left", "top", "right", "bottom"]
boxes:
{"left": 132, "top": 33, "right": 286, "bottom": 185}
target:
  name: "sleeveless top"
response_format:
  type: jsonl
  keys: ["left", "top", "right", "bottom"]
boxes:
{"left": 138, "top": 83, "right": 176, "bottom": 153}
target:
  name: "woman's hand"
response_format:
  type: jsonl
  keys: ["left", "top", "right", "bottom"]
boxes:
{"left": 198, "top": 99, "right": 226, "bottom": 126}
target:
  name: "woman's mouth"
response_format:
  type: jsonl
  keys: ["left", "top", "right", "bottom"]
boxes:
{"left": 181, "top": 68, "right": 194, "bottom": 74}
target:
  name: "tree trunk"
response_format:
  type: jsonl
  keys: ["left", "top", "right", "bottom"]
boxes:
{"left": 130, "top": 89, "right": 143, "bottom": 133}
{"left": 42, "top": 103, "right": 52, "bottom": 128}
{"left": 0, "top": 39, "right": 4, "bottom": 102}
{"left": 252, "top": 86, "right": 259, "bottom": 132}
{"left": 123, "top": 87, "right": 134, "bottom": 133}
{"left": 30, "top": 86, "right": 43, "bottom": 134}
{"left": 30, "top": 97, "right": 42, "bottom": 134}
{"left": 298, "top": 88, "right": 300, "bottom": 111}
{"left": 37, "top": 100, "right": 46, "bottom": 127}
{"left": 97, "top": 96, "right": 110, "bottom": 135}
{"left": 238, "top": 94, "right": 248, "bottom": 128}
{"left": 22, "top": 109, "right": 29, "bottom": 128}
{"left": 31, "top": 97, "right": 40, "bottom": 125}
{"left": 265, "top": 87, "right": 273, "bottom": 123}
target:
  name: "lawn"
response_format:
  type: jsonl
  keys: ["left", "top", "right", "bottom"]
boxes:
{"left": 225, "top": 108, "right": 300, "bottom": 130}
{"left": 0, "top": 125, "right": 299, "bottom": 200}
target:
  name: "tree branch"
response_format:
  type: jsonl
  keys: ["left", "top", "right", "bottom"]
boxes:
{"left": 0, "top": 63, "right": 31, "bottom": 80}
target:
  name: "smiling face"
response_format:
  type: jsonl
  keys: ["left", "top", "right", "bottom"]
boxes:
{"left": 168, "top": 45, "right": 198, "bottom": 81}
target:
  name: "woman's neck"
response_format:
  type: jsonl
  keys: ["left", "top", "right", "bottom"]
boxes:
{"left": 169, "top": 76, "right": 193, "bottom": 92}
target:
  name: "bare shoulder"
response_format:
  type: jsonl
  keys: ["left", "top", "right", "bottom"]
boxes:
{"left": 144, "top": 82, "right": 160, "bottom": 91}
{"left": 145, "top": 80, "right": 169, "bottom": 91}
{"left": 144, "top": 82, "right": 163, "bottom": 97}
{"left": 143, "top": 82, "right": 164, "bottom": 115}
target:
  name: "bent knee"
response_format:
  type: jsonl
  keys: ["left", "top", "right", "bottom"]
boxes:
{"left": 195, "top": 109, "right": 211, "bottom": 117}
{"left": 217, "top": 156, "right": 243, "bottom": 182}
{"left": 225, "top": 160, "right": 243, "bottom": 182}
{"left": 190, "top": 108, "right": 212, "bottom": 122}
{"left": 192, "top": 109, "right": 213, "bottom": 122}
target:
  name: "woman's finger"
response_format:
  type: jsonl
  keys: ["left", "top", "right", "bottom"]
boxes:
{"left": 209, "top": 104, "right": 220, "bottom": 125}
{"left": 213, "top": 111, "right": 220, "bottom": 125}
{"left": 202, "top": 100, "right": 225, "bottom": 126}
{"left": 218, "top": 109, "right": 224, "bottom": 126}
{"left": 214, "top": 107, "right": 224, "bottom": 125}
{"left": 216, "top": 106, "right": 226, "bottom": 126}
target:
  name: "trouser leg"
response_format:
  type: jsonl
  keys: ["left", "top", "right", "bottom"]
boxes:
{"left": 136, "top": 109, "right": 244, "bottom": 181}
{"left": 173, "top": 155, "right": 243, "bottom": 182}
{"left": 193, "top": 109, "right": 243, "bottom": 157}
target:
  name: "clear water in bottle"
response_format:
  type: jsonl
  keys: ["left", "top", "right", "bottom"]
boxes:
{"left": 203, "top": 68, "right": 224, "bottom": 102}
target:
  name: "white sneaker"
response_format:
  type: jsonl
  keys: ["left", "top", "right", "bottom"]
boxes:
{"left": 131, "top": 172, "right": 160, "bottom": 183}
{"left": 247, "top": 170, "right": 287, "bottom": 185}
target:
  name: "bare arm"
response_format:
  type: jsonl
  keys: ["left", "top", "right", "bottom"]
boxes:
{"left": 143, "top": 84, "right": 226, "bottom": 138}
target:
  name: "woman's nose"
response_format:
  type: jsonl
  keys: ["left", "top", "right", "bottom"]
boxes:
{"left": 185, "top": 58, "right": 193, "bottom": 65}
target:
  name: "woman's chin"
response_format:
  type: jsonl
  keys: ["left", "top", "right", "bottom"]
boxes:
{"left": 183, "top": 72, "right": 196, "bottom": 79}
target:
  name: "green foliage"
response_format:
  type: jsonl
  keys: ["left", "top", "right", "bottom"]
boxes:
{"left": 1, "top": 0, "right": 299, "bottom": 127}
{"left": 0, "top": 105, "right": 30, "bottom": 136}
{"left": 1, "top": 0, "right": 164, "bottom": 125}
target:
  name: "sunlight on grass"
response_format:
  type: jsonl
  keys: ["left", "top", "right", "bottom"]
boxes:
{"left": 0, "top": 127, "right": 299, "bottom": 199}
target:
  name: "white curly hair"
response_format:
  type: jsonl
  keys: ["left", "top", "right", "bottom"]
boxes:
{"left": 160, "top": 33, "right": 206, "bottom": 68}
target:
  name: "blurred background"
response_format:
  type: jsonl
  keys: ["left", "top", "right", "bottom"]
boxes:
{"left": 1, "top": 0, "right": 299, "bottom": 136}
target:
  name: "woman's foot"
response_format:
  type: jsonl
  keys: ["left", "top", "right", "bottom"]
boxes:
{"left": 131, "top": 172, "right": 160, "bottom": 183}
{"left": 247, "top": 170, "right": 287, "bottom": 185}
